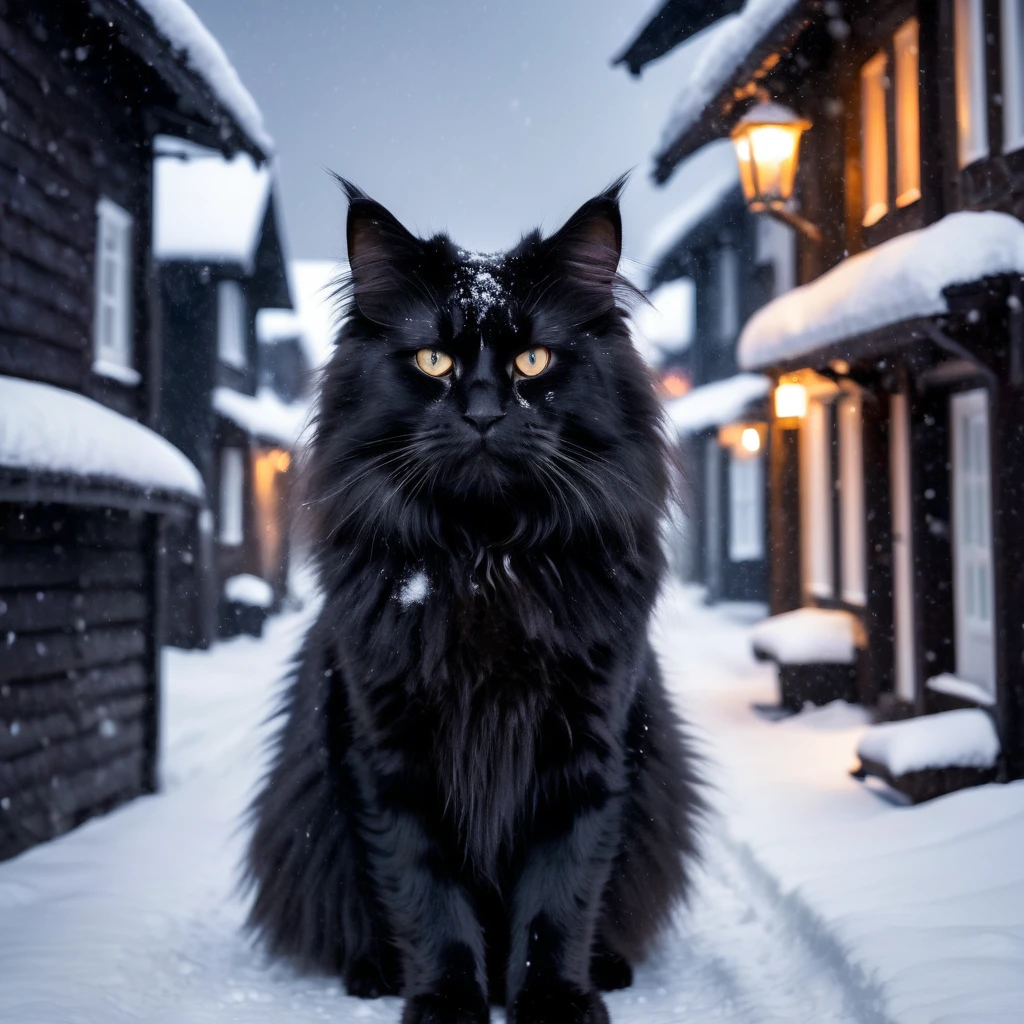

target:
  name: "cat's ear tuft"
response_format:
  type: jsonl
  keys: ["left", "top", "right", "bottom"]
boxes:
{"left": 330, "top": 174, "right": 421, "bottom": 325}
{"left": 546, "top": 175, "right": 627, "bottom": 313}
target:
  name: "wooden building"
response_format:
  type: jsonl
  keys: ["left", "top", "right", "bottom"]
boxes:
{"left": 152, "top": 137, "right": 304, "bottom": 646}
{"left": 637, "top": 0, "right": 1024, "bottom": 795}
{"left": 0, "top": 0, "right": 274, "bottom": 859}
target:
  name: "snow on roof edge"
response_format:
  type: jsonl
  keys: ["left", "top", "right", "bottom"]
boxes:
{"left": 665, "top": 373, "right": 768, "bottom": 436}
{"left": 213, "top": 387, "right": 310, "bottom": 448}
{"left": 738, "top": 211, "right": 1024, "bottom": 370}
{"left": 133, "top": 0, "right": 274, "bottom": 156}
{"left": 0, "top": 375, "right": 203, "bottom": 500}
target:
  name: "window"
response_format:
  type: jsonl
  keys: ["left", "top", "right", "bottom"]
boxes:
{"left": 218, "top": 280, "right": 248, "bottom": 369}
{"left": 801, "top": 399, "right": 834, "bottom": 599}
{"left": 729, "top": 450, "right": 764, "bottom": 562}
{"left": 1002, "top": 0, "right": 1024, "bottom": 151}
{"left": 755, "top": 217, "right": 796, "bottom": 298}
{"left": 955, "top": 0, "right": 989, "bottom": 167}
{"left": 861, "top": 51, "right": 889, "bottom": 227}
{"left": 894, "top": 19, "right": 921, "bottom": 207}
{"left": 219, "top": 447, "right": 245, "bottom": 546}
{"left": 92, "top": 198, "right": 138, "bottom": 384}
{"left": 716, "top": 245, "right": 739, "bottom": 342}
{"left": 837, "top": 392, "right": 867, "bottom": 605}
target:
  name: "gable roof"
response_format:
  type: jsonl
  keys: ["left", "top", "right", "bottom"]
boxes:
{"left": 152, "top": 136, "right": 272, "bottom": 271}
{"left": 653, "top": 0, "right": 818, "bottom": 182}
{"left": 613, "top": 0, "right": 744, "bottom": 76}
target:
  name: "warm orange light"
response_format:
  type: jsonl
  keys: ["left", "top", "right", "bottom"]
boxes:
{"left": 741, "top": 427, "right": 762, "bottom": 453}
{"left": 730, "top": 102, "right": 811, "bottom": 212}
{"left": 267, "top": 449, "right": 291, "bottom": 473}
{"left": 662, "top": 372, "right": 690, "bottom": 398}
{"left": 775, "top": 379, "right": 808, "bottom": 422}
{"left": 861, "top": 51, "right": 889, "bottom": 227}
{"left": 894, "top": 19, "right": 921, "bottom": 208}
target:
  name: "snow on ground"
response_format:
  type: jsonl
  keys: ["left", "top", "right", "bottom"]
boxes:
{"left": 0, "top": 583, "right": 1021, "bottom": 1022}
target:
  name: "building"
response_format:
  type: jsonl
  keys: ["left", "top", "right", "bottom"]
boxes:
{"left": 643, "top": 0, "right": 1024, "bottom": 799}
{"left": 0, "top": 0, "right": 275, "bottom": 860}
{"left": 152, "top": 137, "right": 304, "bottom": 646}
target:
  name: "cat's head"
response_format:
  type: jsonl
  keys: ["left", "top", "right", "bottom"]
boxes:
{"left": 308, "top": 177, "right": 668, "bottom": 558}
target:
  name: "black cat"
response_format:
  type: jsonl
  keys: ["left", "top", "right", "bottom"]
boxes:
{"left": 245, "top": 178, "right": 704, "bottom": 1024}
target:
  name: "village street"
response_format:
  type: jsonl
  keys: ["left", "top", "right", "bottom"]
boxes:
{"left": 1, "top": 581, "right": 1021, "bottom": 1024}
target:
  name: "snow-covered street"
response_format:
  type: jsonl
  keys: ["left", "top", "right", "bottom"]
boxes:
{"left": 0, "top": 585, "right": 1021, "bottom": 1024}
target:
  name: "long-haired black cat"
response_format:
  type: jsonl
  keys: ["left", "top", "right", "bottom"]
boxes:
{"left": 245, "top": 178, "right": 704, "bottom": 1024}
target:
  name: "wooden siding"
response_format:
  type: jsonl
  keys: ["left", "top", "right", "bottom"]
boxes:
{"left": 0, "top": 6, "right": 153, "bottom": 418}
{"left": 0, "top": 503, "right": 158, "bottom": 862}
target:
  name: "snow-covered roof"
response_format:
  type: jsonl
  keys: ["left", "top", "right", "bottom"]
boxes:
{"left": 290, "top": 259, "right": 344, "bottom": 368}
{"left": 927, "top": 672, "right": 996, "bottom": 708}
{"left": 213, "top": 386, "right": 309, "bottom": 448}
{"left": 133, "top": 0, "right": 273, "bottom": 155}
{"left": 751, "top": 607, "right": 865, "bottom": 665}
{"left": 665, "top": 373, "right": 768, "bottom": 436}
{"left": 857, "top": 709, "right": 1001, "bottom": 777}
{"left": 223, "top": 573, "right": 274, "bottom": 608}
{"left": 153, "top": 136, "right": 272, "bottom": 271}
{"left": 256, "top": 309, "right": 302, "bottom": 346}
{"left": 0, "top": 375, "right": 203, "bottom": 500}
{"left": 739, "top": 211, "right": 1024, "bottom": 370}
{"left": 632, "top": 280, "right": 695, "bottom": 364}
{"left": 645, "top": 140, "right": 741, "bottom": 267}
{"left": 656, "top": 0, "right": 803, "bottom": 171}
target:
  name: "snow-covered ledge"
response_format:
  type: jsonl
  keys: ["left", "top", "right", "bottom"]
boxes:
{"left": 224, "top": 573, "right": 274, "bottom": 609}
{"left": 0, "top": 375, "right": 203, "bottom": 501}
{"left": 738, "top": 211, "right": 1024, "bottom": 370}
{"left": 665, "top": 373, "right": 769, "bottom": 437}
{"left": 927, "top": 673, "right": 997, "bottom": 708}
{"left": 751, "top": 607, "right": 865, "bottom": 665}
{"left": 213, "top": 387, "right": 309, "bottom": 448}
{"left": 857, "top": 710, "right": 1001, "bottom": 777}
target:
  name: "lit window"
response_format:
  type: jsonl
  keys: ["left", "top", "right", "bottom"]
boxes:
{"left": 218, "top": 280, "right": 248, "bottom": 369}
{"left": 861, "top": 51, "right": 889, "bottom": 228}
{"left": 729, "top": 450, "right": 764, "bottom": 562}
{"left": 894, "top": 19, "right": 921, "bottom": 208}
{"left": 838, "top": 392, "right": 867, "bottom": 605}
{"left": 1002, "top": 0, "right": 1024, "bottom": 152}
{"left": 716, "top": 245, "right": 739, "bottom": 342}
{"left": 219, "top": 447, "right": 245, "bottom": 546}
{"left": 801, "top": 399, "right": 834, "bottom": 599}
{"left": 93, "top": 198, "right": 138, "bottom": 385}
{"left": 955, "top": 0, "right": 989, "bottom": 167}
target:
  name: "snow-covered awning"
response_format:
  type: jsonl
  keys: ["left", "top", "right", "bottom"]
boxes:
{"left": 645, "top": 141, "right": 741, "bottom": 269}
{"left": 0, "top": 376, "right": 203, "bottom": 504}
{"left": 633, "top": 280, "right": 695, "bottom": 364}
{"left": 751, "top": 607, "right": 866, "bottom": 665}
{"left": 256, "top": 309, "right": 302, "bottom": 346}
{"left": 153, "top": 136, "right": 272, "bottom": 271}
{"left": 213, "top": 387, "right": 309, "bottom": 448}
{"left": 290, "top": 259, "right": 344, "bottom": 368}
{"left": 655, "top": 0, "right": 804, "bottom": 179}
{"left": 133, "top": 0, "right": 273, "bottom": 155}
{"left": 665, "top": 373, "right": 769, "bottom": 436}
{"left": 857, "top": 709, "right": 1001, "bottom": 777}
{"left": 738, "top": 211, "right": 1024, "bottom": 370}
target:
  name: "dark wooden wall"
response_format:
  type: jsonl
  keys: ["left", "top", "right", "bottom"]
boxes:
{"left": 0, "top": 4, "right": 155, "bottom": 420}
{"left": 0, "top": 502, "right": 159, "bottom": 862}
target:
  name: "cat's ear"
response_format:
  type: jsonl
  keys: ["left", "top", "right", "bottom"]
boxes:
{"left": 546, "top": 176, "right": 626, "bottom": 309}
{"left": 333, "top": 175, "right": 421, "bottom": 325}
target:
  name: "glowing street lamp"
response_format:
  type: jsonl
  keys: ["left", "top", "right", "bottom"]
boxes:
{"left": 730, "top": 102, "right": 821, "bottom": 242}
{"left": 740, "top": 427, "right": 762, "bottom": 453}
{"left": 774, "top": 378, "right": 808, "bottom": 424}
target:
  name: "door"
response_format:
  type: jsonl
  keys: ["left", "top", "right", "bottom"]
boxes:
{"left": 890, "top": 393, "right": 916, "bottom": 702}
{"left": 705, "top": 438, "right": 722, "bottom": 598}
{"left": 951, "top": 389, "right": 996, "bottom": 695}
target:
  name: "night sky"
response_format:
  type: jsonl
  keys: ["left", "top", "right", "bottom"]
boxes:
{"left": 184, "top": 0, "right": 710, "bottom": 269}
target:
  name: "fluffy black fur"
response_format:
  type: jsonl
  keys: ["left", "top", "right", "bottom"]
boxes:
{"left": 245, "top": 178, "right": 704, "bottom": 1024}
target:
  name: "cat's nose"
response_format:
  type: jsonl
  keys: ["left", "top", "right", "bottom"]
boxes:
{"left": 463, "top": 391, "right": 505, "bottom": 434}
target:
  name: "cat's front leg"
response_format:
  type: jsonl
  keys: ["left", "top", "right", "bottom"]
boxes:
{"left": 506, "top": 796, "right": 621, "bottom": 1024}
{"left": 363, "top": 798, "right": 490, "bottom": 1024}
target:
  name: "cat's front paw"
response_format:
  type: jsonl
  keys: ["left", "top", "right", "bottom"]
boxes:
{"left": 401, "top": 990, "right": 490, "bottom": 1024}
{"left": 510, "top": 984, "right": 610, "bottom": 1024}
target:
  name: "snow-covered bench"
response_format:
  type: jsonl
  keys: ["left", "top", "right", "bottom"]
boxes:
{"left": 221, "top": 573, "right": 275, "bottom": 638}
{"left": 751, "top": 607, "right": 866, "bottom": 712}
{"left": 853, "top": 709, "right": 1001, "bottom": 803}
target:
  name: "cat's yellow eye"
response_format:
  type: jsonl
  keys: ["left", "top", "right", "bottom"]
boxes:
{"left": 513, "top": 347, "right": 550, "bottom": 378}
{"left": 415, "top": 348, "right": 454, "bottom": 377}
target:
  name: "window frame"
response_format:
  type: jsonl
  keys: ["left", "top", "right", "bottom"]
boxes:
{"left": 860, "top": 49, "right": 891, "bottom": 229}
{"left": 217, "top": 279, "right": 249, "bottom": 370}
{"left": 800, "top": 398, "right": 835, "bottom": 601}
{"left": 92, "top": 197, "right": 139, "bottom": 386}
{"left": 837, "top": 391, "right": 867, "bottom": 606}
{"left": 716, "top": 244, "right": 740, "bottom": 343}
{"left": 728, "top": 448, "right": 765, "bottom": 563}
{"left": 219, "top": 446, "right": 246, "bottom": 546}
{"left": 955, "top": 0, "right": 990, "bottom": 168}
{"left": 893, "top": 18, "right": 922, "bottom": 209}
{"left": 1002, "top": 0, "right": 1024, "bottom": 153}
